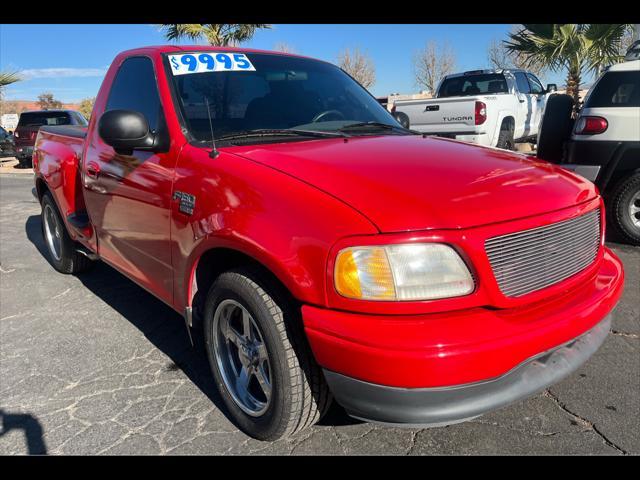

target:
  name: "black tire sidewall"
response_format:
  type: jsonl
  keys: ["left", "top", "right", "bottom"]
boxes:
{"left": 203, "top": 271, "right": 294, "bottom": 440}
{"left": 41, "top": 193, "right": 72, "bottom": 272}
{"left": 609, "top": 174, "right": 640, "bottom": 245}
{"left": 497, "top": 122, "right": 515, "bottom": 150}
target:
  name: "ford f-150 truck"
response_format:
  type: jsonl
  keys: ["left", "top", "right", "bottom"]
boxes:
{"left": 393, "top": 69, "right": 557, "bottom": 150}
{"left": 33, "top": 46, "right": 624, "bottom": 441}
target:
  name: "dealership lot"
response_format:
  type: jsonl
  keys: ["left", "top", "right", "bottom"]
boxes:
{"left": 0, "top": 173, "right": 638, "bottom": 455}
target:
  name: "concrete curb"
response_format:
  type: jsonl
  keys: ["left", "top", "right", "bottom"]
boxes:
{"left": 0, "top": 169, "right": 35, "bottom": 176}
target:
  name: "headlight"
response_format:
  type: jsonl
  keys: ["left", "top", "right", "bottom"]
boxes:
{"left": 334, "top": 243, "right": 474, "bottom": 301}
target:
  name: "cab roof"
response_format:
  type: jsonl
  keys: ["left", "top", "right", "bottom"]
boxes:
{"left": 117, "top": 45, "right": 313, "bottom": 60}
{"left": 608, "top": 59, "right": 640, "bottom": 72}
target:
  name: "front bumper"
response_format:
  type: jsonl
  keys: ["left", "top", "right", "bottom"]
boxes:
{"left": 303, "top": 247, "right": 623, "bottom": 424}
{"left": 324, "top": 314, "right": 610, "bottom": 427}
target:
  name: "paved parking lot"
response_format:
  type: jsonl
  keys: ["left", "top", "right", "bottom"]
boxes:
{"left": 1, "top": 174, "right": 638, "bottom": 455}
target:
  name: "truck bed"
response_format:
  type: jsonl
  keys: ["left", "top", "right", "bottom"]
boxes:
{"left": 39, "top": 125, "right": 88, "bottom": 139}
{"left": 34, "top": 125, "right": 89, "bottom": 243}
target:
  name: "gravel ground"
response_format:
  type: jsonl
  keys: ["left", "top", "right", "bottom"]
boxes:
{"left": 1, "top": 174, "right": 638, "bottom": 455}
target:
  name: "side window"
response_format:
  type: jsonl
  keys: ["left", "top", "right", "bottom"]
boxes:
{"left": 73, "top": 112, "right": 88, "bottom": 126}
{"left": 514, "top": 72, "right": 531, "bottom": 94}
{"left": 527, "top": 74, "right": 544, "bottom": 94}
{"left": 105, "top": 57, "right": 163, "bottom": 131}
{"left": 585, "top": 71, "right": 640, "bottom": 108}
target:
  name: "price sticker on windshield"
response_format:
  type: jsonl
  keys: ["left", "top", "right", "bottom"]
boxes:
{"left": 168, "top": 53, "right": 255, "bottom": 75}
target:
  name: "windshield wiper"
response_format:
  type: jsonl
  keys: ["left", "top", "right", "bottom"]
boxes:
{"left": 217, "top": 128, "right": 349, "bottom": 142}
{"left": 339, "top": 121, "right": 405, "bottom": 132}
{"left": 338, "top": 121, "right": 422, "bottom": 136}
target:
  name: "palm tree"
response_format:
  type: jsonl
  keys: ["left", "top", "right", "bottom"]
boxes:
{"left": 159, "top": 24, "right": 270, "bottom": 47}
{"left": 0, "top": 71, "right": 21, "bottom": 88}
{"left": 0, "top": 72, "right": 21, "bottom": 112}
{"left": 505, "top": 24, "right": 629, "bottom": 106}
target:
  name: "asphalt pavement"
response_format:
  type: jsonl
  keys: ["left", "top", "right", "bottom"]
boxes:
{"left": 1, "top": 174, "right": 638, "bottom": 455}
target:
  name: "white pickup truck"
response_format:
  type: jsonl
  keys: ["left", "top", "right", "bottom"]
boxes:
{"left": 393, "top": 69, "right": 557, "bottom": 150}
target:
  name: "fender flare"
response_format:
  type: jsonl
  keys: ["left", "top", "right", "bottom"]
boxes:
{"left": 180, "top": 232, "right": 323, "bottom": 315}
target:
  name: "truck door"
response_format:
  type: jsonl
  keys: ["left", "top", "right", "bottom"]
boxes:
{"left": 513, "top": 72, "right": 533, "bottom": 139}
{"left": 525, "top": 73, "right": 547, "bottom": 136}
{"left": 82, "top": 56, "right": 176, "bottom": 305}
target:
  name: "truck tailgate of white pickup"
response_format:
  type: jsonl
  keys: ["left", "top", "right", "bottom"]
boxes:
{"left": 394, "top": 96, "right": 484, "bottom": 135}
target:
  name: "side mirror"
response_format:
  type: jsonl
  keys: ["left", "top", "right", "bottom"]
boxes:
{"left": 98, "top": 110, "right": 158, "bottom": 155}
{"left": 546, "top": 83, "right": 558, "bottom": 93}
{"left": 393, "top": 111, "right": 410, "bottom": 129}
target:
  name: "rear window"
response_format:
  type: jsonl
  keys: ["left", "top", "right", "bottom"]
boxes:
{"left": 585, "top": 71, "right": 640, "bottom": 108}
{"left": 438, "top": 73, "right": 508, "bottom": 98}
{"left": 17, "top": 111, "right": 72, "bottom": 127}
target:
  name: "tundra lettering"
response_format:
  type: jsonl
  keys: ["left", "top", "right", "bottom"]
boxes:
{"left": 33, "top": 46, "right": 624, "bottom": 441}
{"left": 443, "top": 116, "right": 472, "bottom": 122}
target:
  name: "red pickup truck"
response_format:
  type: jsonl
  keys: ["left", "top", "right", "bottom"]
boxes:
{"left": 33, "top": 46, "right": 624, "bottom": 441}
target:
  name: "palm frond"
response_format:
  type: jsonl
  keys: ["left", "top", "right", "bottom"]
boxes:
{"left": 504, "top": 23, "right": 630, "bottom": 75}
{"left": 159, "top": 24, "right": 270, "bottom": 46}
{"left": 0, "top": 71, "right": 21, "bottom": 87}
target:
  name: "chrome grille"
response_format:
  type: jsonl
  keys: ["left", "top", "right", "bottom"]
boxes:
{"left": 485, "top": 209, "right": 601, "bottom": 297}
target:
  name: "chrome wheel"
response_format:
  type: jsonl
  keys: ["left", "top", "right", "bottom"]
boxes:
{"left": 630, "top": 190, "right": 640, "bottom": 229}
{"left": 43, "top": 204, "right": 62, "bottom": 261}
{"left": 213, "top": 299, "right": 272, "bottom": 416}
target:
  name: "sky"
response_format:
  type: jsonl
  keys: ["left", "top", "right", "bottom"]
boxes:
{"left": 0, "top": 23, "right": 572, "bottom": 103}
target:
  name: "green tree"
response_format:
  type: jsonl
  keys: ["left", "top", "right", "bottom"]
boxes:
{"left": 505, "top": 24, "right": 630, "bottom": 106}
{"left": 37, "top": 92, "right": 63, "bottom": 110}
{"left": 159, "top": 24, "right": 270, "bottom": 46}
{"left": 78, "top": 97, "right": 95, "bottom": 120}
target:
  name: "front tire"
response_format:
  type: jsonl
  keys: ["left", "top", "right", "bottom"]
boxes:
{"left": 41, "top": 192, "right": 94, "bottom": 273}
{"left": 203, "top": 268, "right": 332, "bottom": 440}
{"left": 607, "top": 173, "right": 640, "bottom": 246}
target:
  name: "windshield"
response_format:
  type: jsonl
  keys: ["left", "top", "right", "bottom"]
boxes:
{"left": 18, "top": 111, "right": 71, "bottom": 127}
{"left": 166, "top": 52, "right": 402, "bottom": 143}
{"left": 438, "top": 73, "right": 508, "bottom": 98}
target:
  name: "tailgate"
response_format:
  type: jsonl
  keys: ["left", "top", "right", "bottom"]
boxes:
{"left": 395, "top": 97, "right": 480, "bottom": 134}
{"left": 14, "top": 126, "right": 40, "bottom": 146}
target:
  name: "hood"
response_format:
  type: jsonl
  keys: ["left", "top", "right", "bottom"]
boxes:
{"left": 227, "top": 135, "right": 598, "bottom": 232}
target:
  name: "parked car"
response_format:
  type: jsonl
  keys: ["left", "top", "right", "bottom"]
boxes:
{"left": 14, "top": 109, "right": 88, "bottom": 167}
{"left": 537, "top": 49, "right": 640, "bottom": 245}
{"left": 0, "top": 125, "right": 16, "bottom": 157}
{"left": 394, "top": 69, "right": 557, "bottom": 150}
{"left": 33, "top": 46, "right": 624, "bottom": 441}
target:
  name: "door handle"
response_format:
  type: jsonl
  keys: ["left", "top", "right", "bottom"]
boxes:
{"left": 86, "top": 161, "right": 101, "bottom": 178}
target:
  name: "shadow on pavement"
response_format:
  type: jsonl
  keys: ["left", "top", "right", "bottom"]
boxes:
{"left": 24, "top": 214, "right": 359, "bottom": 431}
{"left": 0, "top": 409, "right": 48, "bottom": 454}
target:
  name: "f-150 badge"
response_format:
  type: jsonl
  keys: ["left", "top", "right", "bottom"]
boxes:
{"left": 173, "top": 191, "right": 196, "bottom": 215}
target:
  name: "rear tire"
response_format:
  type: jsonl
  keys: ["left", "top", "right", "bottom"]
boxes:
{"left": 537, "top": 94, "right": 575, "bottom": 163}
{"left": 393, "top": 111, "right": 410, "bottom": 129}
{"left": 41, "top": 192, "right": 94, "bottom": 274}
{"left": 203, "top": 267, "right": 332, "bottom": 440}
{"left": 496, "top": 120, "right": 515, "bottom": 150}
{"left": 17, "top": 156, "right": 32, "bottom": 168}
{"left": 607, "top": 173, "right": 640, "bottom": 246}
